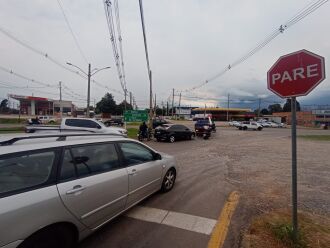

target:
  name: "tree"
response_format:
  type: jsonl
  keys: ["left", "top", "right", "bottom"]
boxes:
{"left": 95, "top": 93, "right": 117, "bottom": 114}
{"left": 261, "top": 108, "right": 269, "bottom": 115}
{"left": 282, "top": 99, "right": 301, "bottom": 112}
{"left": 116, "top": 100, "right": 133, "bottom": 115}
{"left": 268, "top": 104, "right": 282, "bottom": 114}
{"left": 0, "top": 99, "right": 9, "bottom": 113}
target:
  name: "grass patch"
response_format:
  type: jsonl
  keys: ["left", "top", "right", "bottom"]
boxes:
{"left": 0, "top": 127, "right": 25, "bottom": 133}
{"left": 299, "top": 135, "right": 330, "bottom": 141}
{"left": 0, "top": 118, "right": 27, "bottom": 124}
{"left": 243, "top": 211, "right": 330, "bottom": 248}
{"left": 127, "top": 127, "right": 138, "bottom": 139}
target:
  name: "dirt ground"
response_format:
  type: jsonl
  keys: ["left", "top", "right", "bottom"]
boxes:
{"left": 80, "top": 125, "right": 330, "bottom": 248}
{"left": 152, "top": 125, "right": 330, "bottom": 247}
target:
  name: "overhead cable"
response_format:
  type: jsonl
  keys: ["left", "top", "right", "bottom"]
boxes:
{"left": 182, "top": 0, "right": 328, "bottom": 92}
{"left": 56, "top": 0, "right": 89, "bottom": 64}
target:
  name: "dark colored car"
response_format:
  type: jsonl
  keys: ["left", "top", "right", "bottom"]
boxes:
{"left": 154, "top": 124, "right": 195, "bottom": 143}
{"left": 194, "top": 119, "right": 212, "bottom": 139}
{"left": 104, "top": 118, "right": 124, "bottom": 127}
{"left": 152, "top": 119, "right": 169, "bottom": 129}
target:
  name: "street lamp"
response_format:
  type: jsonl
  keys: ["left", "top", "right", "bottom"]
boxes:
{"left": 67, "top": 62, "right": 110, "bottom": 117}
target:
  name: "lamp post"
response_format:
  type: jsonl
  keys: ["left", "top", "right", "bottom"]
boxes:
{"left": 67, "top": 62, "right": 110, "bottom": 117}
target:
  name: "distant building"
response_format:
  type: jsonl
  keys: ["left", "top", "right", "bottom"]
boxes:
{"left": 175, "top": 106, "right": 195, "bottom": 119}
{"left": 272, "top": 110, "right": 330, "bottom": 127}
{"left": 191, "top": 107, "right": 254, "bottom": 121}
{"left": 9, "top": 94, "right": 75, "bottom": 116}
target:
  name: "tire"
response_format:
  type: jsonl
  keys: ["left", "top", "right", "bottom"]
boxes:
{"left": 238, "top": 127, "right": 242, "bottom": 130}
{"left": 161, "top": 169, "right": 176, "bottom": 192}
{"left": 18, "top": 225, "right": 76, "bottom": 248}
{"left": 257, "top": 127, "right": 262, "bottom": 131}
{"left": 243, "top": 126, "right": 248, "bottom": 130}
{"left": 169, "top": 135, "right": 175, "bottom": 143}
{"left": 156, "top": 137, "right": 161, "bottom": 142}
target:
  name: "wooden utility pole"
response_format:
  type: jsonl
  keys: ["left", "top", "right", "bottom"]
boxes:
{"left": 178, "top": 92, "right": 182, "bottom": 119}
{"left": 59, "top": 81, "right": 62, "bottom": 118}
{"left": 227, "top": 93, "right": 229, "bottom": 121}
{"left": 171, "top": 88, "right": 175, "bottom": 117}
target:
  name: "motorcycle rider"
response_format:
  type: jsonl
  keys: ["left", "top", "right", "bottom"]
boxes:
{"left": 139, "top": 121, "right": 148, "bottom": 139}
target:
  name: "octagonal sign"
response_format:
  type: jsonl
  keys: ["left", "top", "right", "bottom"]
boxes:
{"left": 267, "top": 49, "right": 325, "bottom": 98}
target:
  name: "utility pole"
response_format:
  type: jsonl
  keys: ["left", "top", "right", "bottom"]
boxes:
{"left": 149, "top": 71, "right": 153, "bottom": 125}
{"left": 154, "top": 93, "right": 157, "bottom": 114}
{"left": 87, "top": 63, "right": 91, "bottom": 118}
{"left": 227, "top": 93, "right": 230, "bottom": 121}
{"left": 258, "top": 98, "right": 261, "bottom": 119}
{"left": 129, "top": 91, "right": 132, "bottom": 107}
{"left": 178, "top": 92, "right": 182, "bottom": 119}
{"left": 124, "top": 89, "right": 127, "bottom": 112}
{"left": 171, "top": 88, "right": 175, "bottom": 117}
{"left": 166, "top": 101, "right": 169, "bottom": 116}
{"left": 59, "top": 81, "right": 62, "bottom": 118}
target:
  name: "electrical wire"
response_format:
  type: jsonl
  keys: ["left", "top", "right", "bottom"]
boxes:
{"left": 0, "top": 65, "right": 58, "bottom": 88}
{"left": 56, "top": 0, "right": 89, "bottom": 64}
{"left": 182, "top": 0, "right": 328, "bottom": 92}
{"left": 0, "top": 25, "right": 88, "bottom": 80}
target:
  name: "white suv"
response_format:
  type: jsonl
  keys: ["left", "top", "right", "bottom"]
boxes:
{"left": 0, "top": 133, "right": 177, "bottom": 248}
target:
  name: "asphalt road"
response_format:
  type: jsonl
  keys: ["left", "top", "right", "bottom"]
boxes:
{"left": 79, "top": 126, "right": 330, "bottom": 248}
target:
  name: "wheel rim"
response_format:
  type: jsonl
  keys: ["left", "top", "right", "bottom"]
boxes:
{"left": 170, "top": 136, "right": 175, "bottom": 142}
{"left": 164, "top": 170, "right": 175, "bottom": 190}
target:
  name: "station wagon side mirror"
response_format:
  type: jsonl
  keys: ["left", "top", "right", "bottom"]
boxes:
{"left": 154, "top": 153, "right": 162, "bottom": 160}
{"left": 97, "top": 125, "right": 102, "bottom": 129}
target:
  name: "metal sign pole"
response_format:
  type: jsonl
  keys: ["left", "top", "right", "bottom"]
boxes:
{"left": 291, "top": 96, "right": 298, "bottom": 242}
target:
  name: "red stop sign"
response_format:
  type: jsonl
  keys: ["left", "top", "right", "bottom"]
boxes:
{"left": 267, "top": 49, "right": 325, "bottom": 98}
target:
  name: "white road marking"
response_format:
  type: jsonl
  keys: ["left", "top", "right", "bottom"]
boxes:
{"left": 126, "top": 206, "right": 217, "bottom": 235}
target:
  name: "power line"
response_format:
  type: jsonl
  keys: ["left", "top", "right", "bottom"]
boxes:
{"left": 182, "top": 0, "right": 329, "bottom": 92}
{"left": 103, "top": 0, "right": 127, "bottom": 93}
{"left": 0, "top": 25, "right": 88, "bottom": 79}
{"left": 0, "top": 65, "right": 58, "bottom": 88}
{"left": 56, "top": 0, "right": 89, "bottom": 64}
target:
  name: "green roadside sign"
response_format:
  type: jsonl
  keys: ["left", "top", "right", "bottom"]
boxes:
{"left": 124, "top": 110, "right": 148, "bottom": 122}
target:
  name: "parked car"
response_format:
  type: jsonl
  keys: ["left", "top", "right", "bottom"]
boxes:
{"left": 152, "top": 119, "right": 170, "bottom": 129}
{"left": 194, "top": 119, "right": 212, "bottom": 139}
{"left": 194, "top": 117, "right": 216, "bottom": 132}
{"left": 238, "top": 121, "right": 263, "bottom": 131}
{"left": 103, "top": 118, "right": 124, "bottom": 127}
{"left": 0, "top": 133, "right": 177, "bottom": 248}
{"left": 154, "top": 124, "right": 195, "bottom": 142}
{"left": 25, "top": 117, "right": 127, "bottom": 136}
{"left": 26, "top": 118, "right": 42, "bottom": 125}
{"left": 37, "top": 116, "right": 57, "bottom": 124}
{"left": 229, "top": 121, "right": 241, "bottom": 127}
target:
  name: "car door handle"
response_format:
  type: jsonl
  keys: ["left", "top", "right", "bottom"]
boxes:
{"left": 66, "top": 185, "right": 85, "bottom": 195}
{"left": 128, "top": 169, "right": 137, "bottom": 176}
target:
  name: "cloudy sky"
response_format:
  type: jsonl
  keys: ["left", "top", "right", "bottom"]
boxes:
{"left": 0, "top": 0, "right": 329, "bottom": 109}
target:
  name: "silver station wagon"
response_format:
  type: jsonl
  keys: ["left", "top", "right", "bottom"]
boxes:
{"left": 0, "top": 133, "right": 177, "bottom": 248}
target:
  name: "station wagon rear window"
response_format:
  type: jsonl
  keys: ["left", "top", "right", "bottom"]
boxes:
{"left": 0, "top": 151, "right": 55, "bottom": 195}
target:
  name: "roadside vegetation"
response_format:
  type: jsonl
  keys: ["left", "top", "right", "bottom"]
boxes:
{"left": 0, "top": 118, "right": 26, "bottom": 124}
{"left": 299, "top": 135, "right": 330, "bottom": 141}
{"left": 127, "top": 127, "right": 138, "bottom": 139}
{"left": 242, "top": 211, "right": 330, "bottom": 248}
{"left": 0, "top": 127, "right": 24, "bottom": 133}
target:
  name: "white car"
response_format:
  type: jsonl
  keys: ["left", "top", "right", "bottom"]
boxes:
{"left": 0, "top": 133, "right": 177, "bottom": 248}
{"left": 238, "top": 121, "right": 263, "bottom": 131}
{"left": 229, "top": 121, "right": 241, "bottom": 127}
{"left": 37, "top": 116, "right": 57, "bottom": 124}
{"left": 26, "top": 118, "right": 128, "bottom": 136}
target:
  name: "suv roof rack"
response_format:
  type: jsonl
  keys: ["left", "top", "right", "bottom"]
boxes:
{"left": 0, "top": 133, "right": 126, "bottom": 146}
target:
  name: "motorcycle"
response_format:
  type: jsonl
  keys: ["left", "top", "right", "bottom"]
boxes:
{"left": 138, "top": 129, "right": 151, "bottom": 141}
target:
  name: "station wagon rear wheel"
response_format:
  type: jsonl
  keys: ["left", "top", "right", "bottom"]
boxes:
{"left": 161, "top": 169, "right": 176, "bottom": 192}
{"left": 169, "top": 135, "right": 175, "bottom": 143}
{"left": 18, "top": 225, "right": 76, "bottom": 248}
